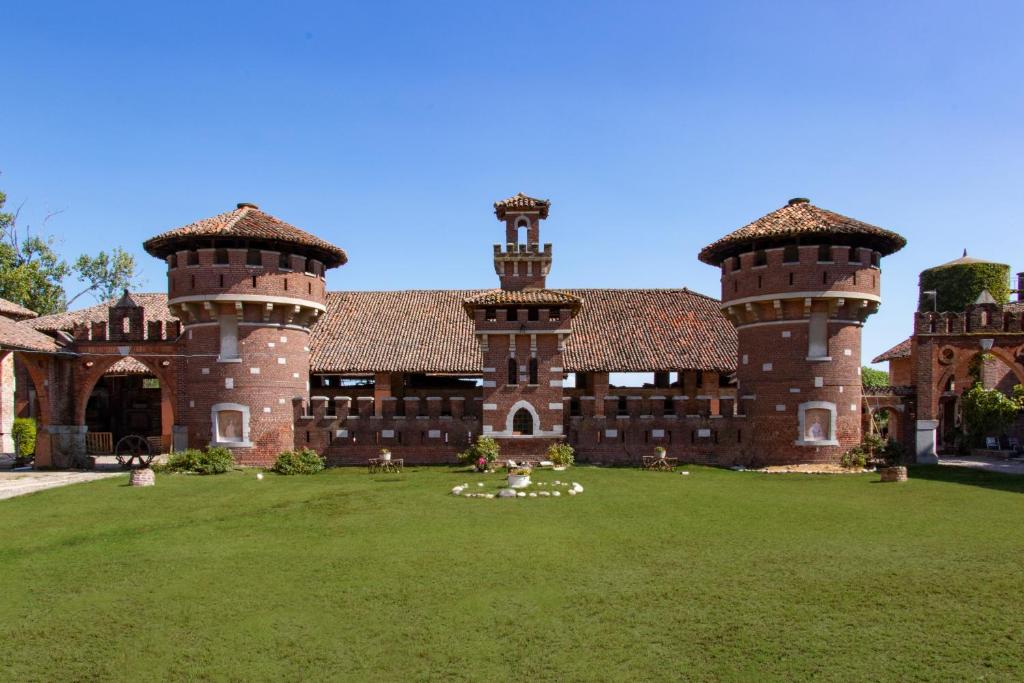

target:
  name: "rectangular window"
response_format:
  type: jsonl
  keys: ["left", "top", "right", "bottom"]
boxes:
{"left": 219, "top": 314, "right": 240, "bottom": 361}
{"left": 808, "top": 312, "right": 828, "bottom": 358}
{"left": 215, "top": 248, "right": 229, "bottom": 265}
{"left": 247, "top": 249, "right": 262, "bottom": 266}
{"left": 818, "top": 244, "right": 832, "bottom": 262}
{"left": 783, "top": 245, "right": 799, "bottom": 263}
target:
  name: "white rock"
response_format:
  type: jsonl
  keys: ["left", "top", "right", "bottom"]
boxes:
{"left": 554, "top": 480, "right": 561, "bottom": 485}
{"left": 553, "top": 491, "right": 561, "bottom": 497}
{"left": 451, "top": 486, "right": 464, "bottom": 495}
{"left": 568, "top": 489, "right": 576, "bottom": 496}
{"left": 572, "top": 484, "right": 583, "bottom": 493}
{"left": 539, "top": 460, "right": 554, "bottom": 467}
{"left": 516, "top": 492, "right": 526, "bottom": 498}
{"left": 528, "top": 492, "right": 538, "bottom": 497}
{"left": 498, "top": 488, "right": 517, "bottom": 498}
{"left": 477, "top": 482, "right": 485, "bottom": 487}
{"left": 256, "top": 472, "right": 264, "bottom": 481}
{"left": 680, "top": 471, "right": 690, "bottom": 476}
{"left": 539, "top": 491, "right": 550, "bottom": 497}
{"left": 485, "top": 494, "right": 495, "bottom": 499}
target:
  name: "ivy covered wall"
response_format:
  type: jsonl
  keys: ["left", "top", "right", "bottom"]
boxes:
{"left": 918, "top": 261, "right": 1010, "bottom": 312}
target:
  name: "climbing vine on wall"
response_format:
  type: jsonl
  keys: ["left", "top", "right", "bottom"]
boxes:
{"left": 918, "top": 262, "right": 1010, "bottom": 312}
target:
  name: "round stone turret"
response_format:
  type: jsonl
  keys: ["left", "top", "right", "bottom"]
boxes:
{"left": 700, "top": 198, "right": 905, "bottom": 465}
{"left": 143, "top": 204, "right": 346, "bottom": 465}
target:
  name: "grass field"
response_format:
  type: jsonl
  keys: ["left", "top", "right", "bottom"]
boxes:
{"left": 1, "top": 464, "right": 1022, "bottom": 681}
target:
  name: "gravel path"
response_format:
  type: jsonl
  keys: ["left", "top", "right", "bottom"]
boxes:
{"left": 0, "top": 469, "right": 123, "bottom": 501}
{"left": 939, "top": 456, "right": 1024, "bottom": 475}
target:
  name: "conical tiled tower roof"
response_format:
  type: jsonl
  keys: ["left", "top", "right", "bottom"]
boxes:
{"left": 699, "top": 198, "right": 905, "bottom": 265}
{"left": 143, "top": 203, "right": 347, "bottom": 267}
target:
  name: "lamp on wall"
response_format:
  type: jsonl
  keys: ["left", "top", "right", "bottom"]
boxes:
{"left": 980, "top": 338, "right": 994, "bottom": 351}
{"left": 922, "top": 290, "right": 938, "bottom": 312}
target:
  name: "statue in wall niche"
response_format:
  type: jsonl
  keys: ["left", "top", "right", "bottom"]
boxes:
{"left": 806, "top": 413, "right": 826, "bottom": 442}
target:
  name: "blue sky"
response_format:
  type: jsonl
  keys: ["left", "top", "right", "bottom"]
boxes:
{"left": 2, "top": 1, "right": 1022, "bottom": 368}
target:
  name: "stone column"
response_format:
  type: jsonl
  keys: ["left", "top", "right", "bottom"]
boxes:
{"left": 915, "top": 419, "right": 939, "bottom": 464}
{"left": 0, "top": 351, "right": 14, "bottom": 453}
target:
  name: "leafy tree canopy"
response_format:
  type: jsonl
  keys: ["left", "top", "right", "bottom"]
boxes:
{"left": 861, "top": 366, "right": 889, "bottom": 389}
{"left": 0, "top": 184, "right": 142, "bottom": 315}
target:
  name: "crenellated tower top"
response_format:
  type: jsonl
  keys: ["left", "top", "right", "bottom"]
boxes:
{"left": 492, "top": 193, "right": 552, "bottom": 290}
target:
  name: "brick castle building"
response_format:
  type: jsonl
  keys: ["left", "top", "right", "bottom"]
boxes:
{"left": 0, "top": 194, "right": 912, "bottom": 467}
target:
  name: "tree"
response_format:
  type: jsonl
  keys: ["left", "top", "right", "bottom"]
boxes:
{"left": 0, "top": 189, "right": 70, "bottom": 315}
{"left": 0, "top": 182, "right": 142, "bottom": 314}
{"left": 69, "top": 248, "right": 141, "bottom": 306}
{"left": 861, "top": 366, "right": 889, "bottom": 389}
{"left": 960, "top": 383, "right": 1023, "bottom": 446}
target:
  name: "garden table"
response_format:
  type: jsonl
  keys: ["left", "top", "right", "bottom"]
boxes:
{"left": 368, "top": 458, "right": 404, "bottom": 473}
{"left": 641, "top": 456, "right": 678, "bottom": 471}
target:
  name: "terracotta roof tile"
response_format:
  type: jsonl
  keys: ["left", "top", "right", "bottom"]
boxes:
{"left": 561, "top": 288, "right": 736, "bottom": 373}
{"left": 0, "top": 317, "right": 59, "bottom": 352}
{"left": 106, "top": 357, "right": 153, "bottom": 375}
{"left": 26, "top": 293, "right": 177, "bottom": 335}
{"left": 872, "top": 337, "right": 912, "bottom": 363}
{"left": 24, "top": 289, "right": 738, "bottom": 374}
{"left": 142, "top": 205, "right": 347, "bottom": 268}
{"left": 462, "top": 288, "right": 582, "bottom": 314}
{"left": 311, "top": 288, "right": 736, "bottom": 374}
{"left": 493, "top": 193, "right": 550, "bottom": 220}
{"left": 0, "top": 297, "right": 37, "bottom": 320}
{"left": 699, "top": 199, "right": 906, "bottom": 265}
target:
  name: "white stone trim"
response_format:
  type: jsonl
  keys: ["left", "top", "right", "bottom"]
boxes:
{"left": 169, "top": 293, "right": 327, "bottom": 311}
{"left": 211, "top": 402, "right": 252, "bottom": 448}
{"left": 733, "top": 318, "right": 865, "bottom": 331}
{"left": 794, "top": 401, "right": 838, "bottom": 447}
{"left": 721, "top": 290, "right": 880, "bottom": 309}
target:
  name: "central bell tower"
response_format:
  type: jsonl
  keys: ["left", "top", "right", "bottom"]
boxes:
{"left": 464, "top": 193, "right": 581, "bottom": 457}
{"left": 492, "top": 192, "right": 553, "bottom": 290}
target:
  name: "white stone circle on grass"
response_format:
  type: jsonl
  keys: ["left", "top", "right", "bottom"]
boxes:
{"left": 451, "top": 480, "right": 584, "bottom": 499}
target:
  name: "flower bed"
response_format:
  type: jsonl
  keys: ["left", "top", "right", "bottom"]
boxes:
{"left": 451, "top": 477, "right": 584, "bottom": 500}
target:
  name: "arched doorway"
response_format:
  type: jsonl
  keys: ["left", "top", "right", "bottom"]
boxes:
{"left": 75, "top": 355, "right": 176, "bottom": 455}
{"left": 512, "top": 408, "right": 534, "bottom": 435}
{"left": 869, "top": 407, "right": 899, "bottom": 443}
{"left": 85, "top": 358, "right": 163, "bottom": 446}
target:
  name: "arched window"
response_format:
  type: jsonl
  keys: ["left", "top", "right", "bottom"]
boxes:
{"left": 512, "top": 408, "right": 533, "bottom": 435}
{"left": 508, "top": 357, "right": 518, "bottom": 386}
{"left": 528, "top": 357, "right": 538, "bottom": 384}
{"left": 516, "top": 217, "right": 529, "bottom": 244}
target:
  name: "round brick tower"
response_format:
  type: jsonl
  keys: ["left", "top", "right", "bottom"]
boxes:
{"left": 699, "top": 198, "right": 905, "bottom": 465}
{"left": 143, "top": 203, "right": 346, "bottom": 466}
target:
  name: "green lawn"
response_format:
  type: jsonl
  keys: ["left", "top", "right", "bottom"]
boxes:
{"left": 1, "top": 465, "right": 1023, "bottom": 681}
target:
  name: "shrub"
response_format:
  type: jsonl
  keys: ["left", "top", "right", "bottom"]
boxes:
{"left": 961, "top": 383, "right": 1021, "bottom": 446}
{"left": 841, "top": 446, "right": 868, "bottom": 469}
{"left": 161, "top": 446, "right": 235, "bottom": 475}
{"left": 11, "top": 417, "right": 36, "bottom": 460}
{"left": 272, "top": 448, "right": 325, "bottom": 475}
{"left": 547, "top": 443, "right": 575, "bottom": 467}
{"left": 459, "top": 436, "right": 500, "bottom": 471}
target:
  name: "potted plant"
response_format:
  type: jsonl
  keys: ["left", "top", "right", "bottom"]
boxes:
{"left": 380, "top": 448, "right": 392, "bottom": 462}
{"left": 878, "top": 439, "right": 908, "bottom": 482}
{"left": 655, "top": 446, "right": 667, "bottom": 459}
{"left": 547, "top": 443, "right": 575, "bottom": 471}
{"left": 459, "top": 435, "right": 499, "bottom": 472}
{"left": 507, "top": 467, "right": 532, "bottom": 489}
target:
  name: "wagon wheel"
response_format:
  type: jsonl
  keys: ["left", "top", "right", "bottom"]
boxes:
{"left": 115, "top": 435, "right": 153, "bottom": 469}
